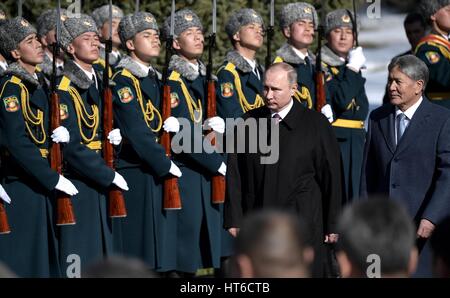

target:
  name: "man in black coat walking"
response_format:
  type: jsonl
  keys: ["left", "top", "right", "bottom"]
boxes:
{"left": 224, "top": 62, "right": 344, "bottom": 277}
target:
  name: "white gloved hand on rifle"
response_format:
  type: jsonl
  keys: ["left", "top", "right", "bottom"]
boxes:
{"left": 108, "top": 128, "right": 122, "bottom": 145}
{"left": 169, "top": 161, "right": 182, "bottom": 177}
{"left": 321, "top": 104, "right": 334, "bottom": 123}
{"left": 163, "top": 116, "right": 180, "bottom": 133}
{"left": 112, "top": 172, "right": 129, "bottom": 191}
{"left": 217, "top": 162, "right": 227, "bottom": 176}
{"left": 347, "top": 46, "right": 366, "bottom": 72}
{"left": 203, "top": 116, "right": 225, "bottom": 134}
{"left": 55, "top": 175, "right": 79, "bottom": 196}
{"left": 51, "top": 126, "right": 70, "bottom": 144}
{"left": 0, "top": 184, "right": 11, "bottom": 204}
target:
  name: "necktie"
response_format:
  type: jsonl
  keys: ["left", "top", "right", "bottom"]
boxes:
{"left": 305, "top": 56, "right": 313, "bottom": 75}
{"left": 253, "top": 66, "right": 260, "bottom": 80}
{"left": 272, "top": 113, "right": 282, "bottom": 124}
{"left": 396, "top": 113, "right": 406, "bottom": 144}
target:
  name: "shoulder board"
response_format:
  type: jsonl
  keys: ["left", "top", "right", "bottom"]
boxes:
{"left": 58, "top": 76, "right": 71, "bottom": 91}
{"left": 273, "top": 56, "right": 284, "bottom": 63}
{"left": 169, "top": 71, "right": 181, "bottom": 81}
{"left": 224, "top": 62, "right": 236, "bottom": 72}
{"left": 94, "top": 58, "right": 106, "bottom": 68}
{"left": 10, "top": 76, "right": 22, "bottom": 85}
{"left": 120, "top": 69, "right": 135, "bottom": 79}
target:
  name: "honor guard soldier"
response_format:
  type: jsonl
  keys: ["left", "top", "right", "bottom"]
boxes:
{"left": 112, "top": 11, "right": 182, "bottom": 271}
{"left": 92, "top": 4, "right": 124, "bottom": 73}
{"left": 415, "top": 0, "right": 450, "bottom": 108}
{"left": 56, "top": 14, "right": 129, "bottom": 275}
{"left": 0, "top": 10, "right": 8, "bottom": 74}
{"left": 321, "top": 9, "right": 368, "bottom": 201}
{"left": 0, "top": 17, "right": 78, "bottom": 277}
{"left": 162, "top": 9, "right": 228, "bottom": 275}
{"left": 274, "top": 2, "right": 319, "bottom": 109}
{"left": 216, "top": 8, "right": 265, "bottom": 119}
{"left": 36, "top": 9, "right": 66, "bottom": 87}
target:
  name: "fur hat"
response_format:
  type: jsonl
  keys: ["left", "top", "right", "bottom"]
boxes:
{"left": 119, "top": 12, "right": 159, "bottom": 45}
{"left": 60, "top": 14, "right": 98, "bottom": 51}
{"left": 0, "top": 17, "right": 37, "bottom": 61}
{"left": 91, "top": 4, "right": 124, "bottom": 28}
{"left": 325, "top": 9, "right": 359, "bottom": 34}
{"left": 225, "top": 8, "right": 264, "bottom": 38}
{"left": 36, "top": 9, "right": 68, "bottom": 38}
{"left": 280, "top": 2, "right": 318, "bottom": 30}
{"left": 162, "top": 8, "right": 203, "bottom": 39}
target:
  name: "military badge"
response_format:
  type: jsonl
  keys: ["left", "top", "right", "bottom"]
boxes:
{"left": 304, "top": 7, "right": 312, "bottom": 14}
{"left": 60, "top": 104, "right": 69, "bottom": 120}
{"left": 221, "top": 82, "right": 234, "bottom": 98}
{"left": 145, "top": 16, "right": 155, "bottom": 23}
{"left": 170, "top": 92, "right": 180, "bottom": 108}
{"left": 342, "top": 14, "right": 351, "bottom": 23}
{"left": 3, "top": 96, "right": 20, "bottom": 112}
{"left": 84, "top": 21, "right": 93, "bottom": 27}
{"left": 425, "top": 51, "right": 440, "bottom": 64}
{"left": 185, "top": 14, "right": 193, "bottom": 22}
{"left": 118, "top": 87, "right": 134, "bottom": 103}
{"left": 0, "top": 11, "right": 5, "bottom": 20}
{"left": 21, "top": 19, "right": 29, "bottom": 27}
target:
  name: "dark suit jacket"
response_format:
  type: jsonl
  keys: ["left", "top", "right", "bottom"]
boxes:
{"left": 360, "top": 98, "right": 450, "bottom": 225}
{"left": 224, "top": 99, "right": 344, "bottom": 276}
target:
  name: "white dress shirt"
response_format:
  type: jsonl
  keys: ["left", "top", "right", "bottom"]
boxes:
{"left": 271, "top": 99, "right": 294, "bottom": 120}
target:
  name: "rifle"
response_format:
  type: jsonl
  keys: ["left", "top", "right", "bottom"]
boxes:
{"left": 135, "top": 0, "right": 140, "bottom": 13}
{"left": 206, "top": 0, "right": 225, "bottom": 204}
{"left": 161, "top": 0, "right": 182, "bottom": 210}
{"left": 352, "top": 0, "right": 359, "bottom": 46}
{"left": 0, "top": 200, "right": 10, "bottom": 234}
{"left": 314, "top": 1, "right": 326, "bottom": 112}
{"left": 18, "top": 0, "right": 22, "bottom": 17}
{"left": 103, "top": 0, "right": 127, "bottom": 218}
{"left": 51, "top": 0, "right": 76, "bottom": 225}
{"left": 265, "top": 0, "right": 275, "bottom": 69}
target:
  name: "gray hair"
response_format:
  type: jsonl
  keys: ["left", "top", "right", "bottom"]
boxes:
{"left": 266, "top": 62, "right": 298, "bottom": 86}
{"left": 388, "top": 55, "right": 429, "bottom": 89}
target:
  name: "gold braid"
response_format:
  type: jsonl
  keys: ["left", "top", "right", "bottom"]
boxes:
{"left": 68, "top": 86, "right": 99, "bottom": 143}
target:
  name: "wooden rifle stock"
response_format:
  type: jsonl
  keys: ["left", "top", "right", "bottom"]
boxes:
{"left": 315, "top": 71, "right": 326, "bottom": 111}
{"left": 0, "top": 200, "right": 11, "bottom": 234}
{"left": 102, "top": 46, "right": 127, "bottom": 218}
{"left": 161, "top": 84, "right": 181, "bottom": 210}
{"left": 206, "top": 81, "right": 225, "bottom": 204}
{"left": 50, "top": 91, "right": 76, "bottom": 225}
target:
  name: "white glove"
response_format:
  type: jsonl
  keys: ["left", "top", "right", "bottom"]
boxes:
{"left": 55, "top": 175, "right": 79, "bottom": 196}
{"left": 321, "top": 104, "right": 334, "bottom": 123}
{"left": 51, "top": 126, "right": 70, "bottom": 144}
{"left": 347, "top": 46, "right": 366, "bottom": 72}
{"left": 217, "top": 162, "right": 227, "bottom": 176}
{"left": 0, "top": 184, "right": 11, "bottom": 204}
{"left": 108, "top": 128, "right": 122, "bottom": 145}
{"left": 169, "top": 161, "right": 182, "bottom": 177}
{"left": 112, "top": 172, "right": 129, "bottom": 191}
{"left": 204, "top": 116, "right": 225, "bottom": 134}
{"left": 163, "top": 116, "right": 180, "bottom": 133}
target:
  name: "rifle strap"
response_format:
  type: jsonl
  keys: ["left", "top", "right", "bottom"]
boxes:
{"left": 168, "top": 71, "right": 203, "bottom": 123}
{"left": 222, "top": 62, "right": 264, "bottom": 113}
